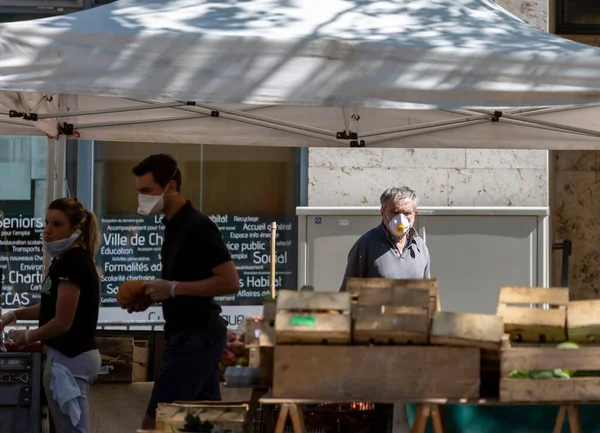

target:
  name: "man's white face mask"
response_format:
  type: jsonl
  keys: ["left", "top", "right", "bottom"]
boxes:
{"left": 388, "top": 213, "right": 410, "bottom": 239}
{"left": 137, "top": 192, "right": 166, "bottom": 216}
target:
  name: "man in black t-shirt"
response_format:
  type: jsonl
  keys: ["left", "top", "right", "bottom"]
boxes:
{"left": 128, "top": 153, "right": 240, "bottom": 430}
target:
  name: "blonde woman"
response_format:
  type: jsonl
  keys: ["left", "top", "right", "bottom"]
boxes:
{"left": 1, "top": 197, "right": 101, "bottom": 433}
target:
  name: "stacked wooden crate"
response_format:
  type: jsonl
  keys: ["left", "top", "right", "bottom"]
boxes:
{"left": 242, "top": 299, "right": 276, "bottom": 386}
{"left": 271, "top": 279, "right": 483, "bottom": 401}
{"left": 155, "top": 402, "right": 248, "bottom": 433}
{"left": 496, "top": 286, "right": 600, "bottom": 403}
{"left": 95, "top": 337, "right": 149, "bottom": 383}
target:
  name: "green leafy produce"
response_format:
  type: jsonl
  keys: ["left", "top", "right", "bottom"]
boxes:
{"left": 509, "top": 341, "right": 580, "bottom": 379}
{"left": 530, "top": 370, "right": 554, "bottom": 379}
{"left": 179, "top": 414, "right": 214, "bottom": 432}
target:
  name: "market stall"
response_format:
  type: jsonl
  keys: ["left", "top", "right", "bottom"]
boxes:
{"left": 2, "top": 0, "right": 600, "bottom": 432}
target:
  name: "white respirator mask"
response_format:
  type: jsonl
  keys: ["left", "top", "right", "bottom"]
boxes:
{"left": 388, "top": 213, "right": 410, "bottom": 239}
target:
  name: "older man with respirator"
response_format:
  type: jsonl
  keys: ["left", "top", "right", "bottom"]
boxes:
{"left": 340, "top": 186, "right": 430, "bottom": 291}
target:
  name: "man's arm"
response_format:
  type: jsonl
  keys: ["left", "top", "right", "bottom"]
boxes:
{"left": 175, "top": 261, "right": 239, "bottom": 297}
{"left": 339, "top": 241, "right": 366, "bottom": 292}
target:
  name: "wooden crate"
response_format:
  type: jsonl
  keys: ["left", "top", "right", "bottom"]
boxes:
{"left": 275, "top": 290, "right": 351, "bottom": 344}
{"left": 260, "top": 299, "right": 276, "bottom": 347}
{"left": 155, "top": 402, "right": 248, "bottom": 433}
{"left": 430, "top": 311, "right": 504, "bottom": 350}
{"left": 567, "top": 300, "right": 600, "bottom": 343}
{"left": 480, "top": 334, "right": 511, "bottom": 398}
{"left": 500, "top": 345, "right": 600, "bottom": 402}
{"left": 273, "top": 345, "right": 480, "bottom": 400}
{"left": 349, "top": 278, "right": 438, "bottom": 344}
{"left": 96, "top": 337, "right": 148, "bottom": 383}
{"left": 496, "top": 286, "right": 568, "bottom": 343}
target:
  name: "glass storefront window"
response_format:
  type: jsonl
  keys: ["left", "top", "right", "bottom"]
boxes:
{"left": 0, "top": 136, "right": 65, "bottom": 310}
{"left": 93, "top": 142, "right": 300, "bottom": 325}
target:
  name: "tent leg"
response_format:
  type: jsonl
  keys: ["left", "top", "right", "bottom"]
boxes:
{"left": 43, "top": 137, "right": 57, "bottom": 275}
{"left": 55, "top": 136, "right": 66, "bottom": 198}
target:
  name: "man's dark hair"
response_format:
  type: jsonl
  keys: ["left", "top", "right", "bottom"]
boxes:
{"left": 132, "top": 153, "right": 182, "bottom": 191}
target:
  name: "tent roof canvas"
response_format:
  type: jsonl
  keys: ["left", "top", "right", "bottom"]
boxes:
{"left": 1, "top": 0, "right": 600, "bottom": 149}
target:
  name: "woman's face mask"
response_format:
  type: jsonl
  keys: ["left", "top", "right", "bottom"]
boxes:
{"left": 43, "top": 230, "right": 82, "bottom": 258}
{"left": 387, "top": 213, "right": 411, "bottom": 239}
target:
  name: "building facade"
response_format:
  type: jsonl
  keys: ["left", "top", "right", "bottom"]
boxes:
{"left": 0, "top": 0, "right": 597, "bottom": 325}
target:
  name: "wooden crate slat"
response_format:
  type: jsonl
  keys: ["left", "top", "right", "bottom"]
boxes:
{"left": 430, "top": 312, "right": 504, "bottom": 350}
{"left": 497, "top": 304, "right": 566, "bottom": 342}
{"left": 273, "top": 345, "right": 480, "bottom": 401}
{"left": 276, "top": 289, "right": 351, "bottom": 311}
{"left": 275, "top": 312, "right": 351, "bottom": 344}
{"left": 501, "top": 347, "right": 600, "bottom": 373}
{"left": 567, "top": 300, "right": 600, "bottom": 343}
{"left": 498, "top": 286, "right": 569, "bottom": 306}
{"left": 345, "top": 277, "right": 437, "bottom": 297}
{"left": 500, "top": 377, "right": 600, "bottom": 403}
{"left": 354, "top": 305, "right": 429, "bottom": 344}
{"left": 358, "top": 285, "right": 430, "bottom": 307}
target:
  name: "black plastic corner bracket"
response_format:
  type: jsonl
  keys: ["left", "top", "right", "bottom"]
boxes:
{"left": 210, "top": 110, "right": 220, "bottom": 117}
{"left": 186, "top": 101, "right": 196, "bottom": 106}
{"left": 9, "top": 110, "right": 38, "bottom": 121}
{"left": 491, "top": 111, "right": 503, "bottom": 122}
{"left": 336, "top": 131, "right": 358, "bottom": 140}
{"left": 350, "top": 140, "right": 366, "bottom": 148}
{"left": 58, "top": 122, "right": 74, "bottom": 136}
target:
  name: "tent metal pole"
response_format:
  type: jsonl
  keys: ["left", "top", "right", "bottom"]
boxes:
{"left": 359, "top": 114, "right": 492, "bottom": 138}
{"left": 0, "top": 119, "right": 37, "bottom": 128}
{"left": 43, "top": 138, "right": 56, "bottom": 275}
{"left": 36, "top": 101, "right": 188, "bottom": 120}
{"left": 76, "top": 112, "right": 342, "bottom": 144}
{"left": 474, "top": 109, "right": 600, "bottom": 137}
{"left": 366, "top": 119, "right": 491, "bottom": 145}
{"left": 181, "top": 101, "right": 336, "bottom": 135}
{"left": 492, "top": 117, "right": 600, "bottom": 138}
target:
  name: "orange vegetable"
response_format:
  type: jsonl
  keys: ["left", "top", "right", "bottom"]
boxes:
{"left": 116, "top": 280, "right": 148, "bottom": 309}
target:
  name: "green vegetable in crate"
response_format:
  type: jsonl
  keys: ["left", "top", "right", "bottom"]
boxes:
{"left": 179, "top": 414, "right": 214, "bottom": 432}
{"left": 556, "top": 341, "right": 579, "bottom": 377}
{"left": 508, "top": 341, "right": 579, "bottom": 379}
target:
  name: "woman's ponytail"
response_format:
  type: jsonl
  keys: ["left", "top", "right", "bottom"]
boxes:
{"left": 83, "top": 209, "right": 100, "bottom": 261}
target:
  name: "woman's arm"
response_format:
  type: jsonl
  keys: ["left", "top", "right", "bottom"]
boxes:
{"left": 12, "top": 304, "right": 41, "bottom": 321}
{"left": 28, "top": 281, "right": 80, "bottom": 343}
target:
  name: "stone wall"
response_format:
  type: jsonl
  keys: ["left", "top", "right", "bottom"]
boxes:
{"left": 551, "top": 151, "right": 600, "bottom": 298}
{"left": 551, "top": 29, "right": 600, "bottom": 298}
{"left": 308, "top": 148, "right": 547, "bottom": 206}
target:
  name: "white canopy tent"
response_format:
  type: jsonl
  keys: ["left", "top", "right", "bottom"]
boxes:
{"left": 0, "top": 0, "right": 600, "bottom": 151}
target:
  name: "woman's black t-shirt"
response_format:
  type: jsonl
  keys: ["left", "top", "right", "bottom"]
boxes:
{"left": 39, "top": 246, "right": 100, "bottom": 357}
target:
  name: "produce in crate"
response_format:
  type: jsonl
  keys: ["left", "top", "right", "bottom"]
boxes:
{"left": 218, "top": 329, "right": 250, "bottom": 381}
{"left": 508, "top": 341, "right": 579, "bottom": 379}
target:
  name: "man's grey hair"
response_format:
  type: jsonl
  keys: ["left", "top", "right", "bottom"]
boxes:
{"left": 380, "top": 186, "right": 419, "bottom": 209}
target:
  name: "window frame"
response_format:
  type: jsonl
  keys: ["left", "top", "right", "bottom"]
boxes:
{"left": 556, "top": 0, "right": 600, "bottom": 34}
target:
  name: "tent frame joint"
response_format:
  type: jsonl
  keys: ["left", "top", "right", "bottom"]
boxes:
{"left": 349, "top": 140, "right": 366, "bottom": 148}
{"left": 491, "top": 110, "right": 503, "bottom": 122}
{"left": 336, "top": 130, "right": 358, "bottom": 139}
{"left": 9, "top": 110, "right": 38, "bottom": 121}
{"left": 58, "top": 122, "right": 74, "bottom": 136}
